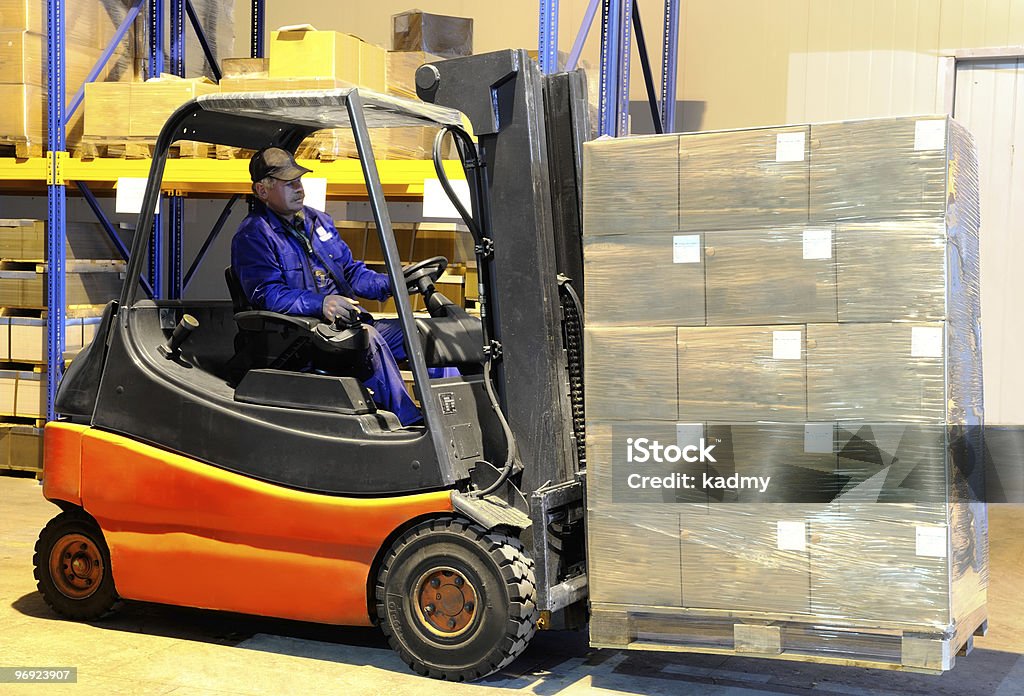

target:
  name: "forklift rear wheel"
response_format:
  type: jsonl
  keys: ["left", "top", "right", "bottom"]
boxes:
{"left": 375, "top": 517, "right": 537, "bottom": 681}
{"left": 33, "top": 509, "right": 117, "bottom": 620}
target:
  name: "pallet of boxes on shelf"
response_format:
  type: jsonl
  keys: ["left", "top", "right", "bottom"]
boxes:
{"left": 582, "top": 116, "right": 987, "bottom": 673}
{"left": 0, "top": 0, "right": 136, "bottom": 156}
{"left": 81, "top": 74, "right": 216, "bottom": 159}
{"left": 339, "top": 219, "right": 476, "bottom": 314}
{"left": 216, "top": 27, "right": 392, "bottom": 161}
{"left": 0, "top": 217, "right": 121, "bottom": 471}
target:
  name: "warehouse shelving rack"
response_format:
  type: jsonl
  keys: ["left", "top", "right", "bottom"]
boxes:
{"left": 12, "top": 1, "right": 656, "bottom": 421}
{"left": 2, "top": 0, "right": 467, "bottom": 421}
{"left": 538, "top": 0, "right": 680, "bottom": 137}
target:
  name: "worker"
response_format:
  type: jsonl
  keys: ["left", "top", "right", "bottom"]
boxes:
{"left": 231, "top": 147, "right": 421, "bottom": 426}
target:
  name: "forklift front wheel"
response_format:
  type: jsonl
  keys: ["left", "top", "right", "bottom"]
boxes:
{"left": 33, "top": 509, "right": 118, "bottom": 620}
{"left": 375, "top": 517, "right": 537, "bottom": 681}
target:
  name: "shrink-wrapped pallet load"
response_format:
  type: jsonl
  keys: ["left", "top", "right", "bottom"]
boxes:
{"left": 581, "top": 116, "right": 986, "bottom": 672}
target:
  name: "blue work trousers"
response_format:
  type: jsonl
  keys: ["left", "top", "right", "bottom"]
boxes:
{"left": 364, "top": 318, "right": 421, "bottom": 426}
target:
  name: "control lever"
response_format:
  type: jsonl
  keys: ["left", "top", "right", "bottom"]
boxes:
{"left": 159, "top": 314, "right": 199, "bottom": 360}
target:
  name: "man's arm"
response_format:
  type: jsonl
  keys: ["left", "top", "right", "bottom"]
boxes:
{"left": 231, "top": 220, "right": 326, "bottom": 317}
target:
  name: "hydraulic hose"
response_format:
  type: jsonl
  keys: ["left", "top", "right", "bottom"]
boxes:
{"left": 432, "top": 126, "right": 519, "bottom": 497}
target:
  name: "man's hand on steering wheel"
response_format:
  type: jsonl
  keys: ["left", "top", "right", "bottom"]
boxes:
{"left": 322, "top": 294, "right": 361, "bottom": 324}
{"left": 402, "top": 256, "right": 448, "bottom": 295}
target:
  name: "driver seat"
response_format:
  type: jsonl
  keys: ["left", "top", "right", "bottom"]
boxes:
{"left": 223, "top": 267, "right": 366, "bottom": 384}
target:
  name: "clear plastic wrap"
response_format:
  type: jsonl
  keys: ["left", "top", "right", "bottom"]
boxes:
{"left": 582, "top": 116, "right": 986, "bottom": 672}
{"left": 385, "top": 50, "right": 442, "bottom": 98}
{"left": 391, "top": 10, "right": 472, "bottom": 58}
{"left": 1, "top": 2, "right": 135, "bottom": 148}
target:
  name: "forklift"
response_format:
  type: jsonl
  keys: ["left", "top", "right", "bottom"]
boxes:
{"left": 33, "top": 50, "right": 591, "bottom": 681}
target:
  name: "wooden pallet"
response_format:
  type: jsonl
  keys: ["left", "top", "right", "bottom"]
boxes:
{"left": 0, "top": 138, "right": 44, "bottom": 159}
{"left": 0, "top": 415, "right": 46, "bottom": 428}
{"left": 74, "top": 138, "right": 210, "bottom": 160}
{"left": 215, "top": 144, "right": 254, "bottom": 160}
{"left": 590, "top": 604, "right": 989, "bottom": 674}
{"left": 0, "top": 305, "right": 108, "bottom": 319}
{"left": 0, "top": 259, "right": 126, "bottom": 274}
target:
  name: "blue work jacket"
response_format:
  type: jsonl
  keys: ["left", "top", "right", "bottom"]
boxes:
{"left": 231, "top": 201, "right": 392, "bottom": 317}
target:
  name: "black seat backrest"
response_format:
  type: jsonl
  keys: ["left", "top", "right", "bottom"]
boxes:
{"left": 225, "top": 266, "right": 251, "bottom": 313}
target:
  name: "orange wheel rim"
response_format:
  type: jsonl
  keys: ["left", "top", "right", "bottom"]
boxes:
{"left": 414, "top": 567, "right": 478, "bottom": 638}
{"left": 48, "top": 533, "right": 104, "bottom": 600}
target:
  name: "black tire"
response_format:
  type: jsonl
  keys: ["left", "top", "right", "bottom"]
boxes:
{"left": 33, "top": 509, "right": 118, "bottom": 620}
{"left": 375, "top": 517, "right": 537, "bottom": 681}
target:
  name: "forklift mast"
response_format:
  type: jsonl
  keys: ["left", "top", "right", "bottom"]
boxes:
{"left": 418, "top": 49, "right": 591, "bottom": 618}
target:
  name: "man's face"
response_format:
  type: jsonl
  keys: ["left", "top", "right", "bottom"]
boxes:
{"left": 259, "top": 176, "right": 305, "bottom": 216}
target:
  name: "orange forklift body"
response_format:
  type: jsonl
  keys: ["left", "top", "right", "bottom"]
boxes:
{"left": 42, "top": 422, "right": 454, "bottom": 625}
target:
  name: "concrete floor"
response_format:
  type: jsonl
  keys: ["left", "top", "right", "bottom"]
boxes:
{"left": 2, "top": 472, "right": 1023, "bottom": 696}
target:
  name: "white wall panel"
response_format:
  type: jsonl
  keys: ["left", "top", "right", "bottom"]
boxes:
{"left": 954, "top": 58, "right": 1024, "bottom": 424}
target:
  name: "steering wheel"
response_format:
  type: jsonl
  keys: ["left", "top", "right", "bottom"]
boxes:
{"left": 402, "top": 256, "right": 448, "bottom": 294}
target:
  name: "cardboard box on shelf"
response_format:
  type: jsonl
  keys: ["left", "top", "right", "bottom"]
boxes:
{"left": 0, "top": 82, "right": 42, "bottom": 142}
{"left": 0, "top": 31, "right": 113, "bottom": 88}
{"left": 0, "top": 369, "right": 45, "bottom": 418}
{"left": 128, "top": 76, "right": 218, "bottom": 137}
{"left": 0, "top": 0, "right": 122, "bottom": 50}
{"left": 392, "top": 10, "right": 472, "bottom": 58}
{"left": 0, "top": 424, "right": 42, "bottom": 472}
{"left": 0, "top": 219, "right": 122, "bottom": 261}
{"left": 83, "top": 81, "right": 131, "bottom": 138}
{"left": 269, "top": 29, "right": 385, "bottom": 91}
{"left": 218, "top": 76, "right": 350, "bottom": 92}
{"left": 221, "top": 57, "right": 268, "bottom": 79}
{"left": 0, "top": 271, "right": 122, "bottom": 309}
{"left": 385, "top": 50, "right": 443, "bottom": 98}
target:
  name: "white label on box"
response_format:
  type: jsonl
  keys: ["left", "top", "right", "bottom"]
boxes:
{"left": 302, "top": 177, "right": 327, "bottom": 212}
{"left": 916, "top": 525, "right": 947, "bottom": 557}
{"left": 115, "top": 178, "right": 159, "bottom": 215}
{"left": 772, "top": 330, "right": 802, "bottom": 360}
{"left": 802, "top": 228, "right": 832, "bottom": 260}
{"left": 803, "top": 423, "right": 834, "bottom": 453}
{"left": 676, "top": 423, "right": 704, "bottom": 448}
{"left": 911, "top": 326, "right": 943, "bottom": 358}
{"left": 423, "top": 178, "right": 473, "bottom": 219}
{"left": 914, "top": 119, "right": 946, "bottom": 151}
{"left": 777, "top": 520, "right": 806, "bottom": 551}
{"left": 673, "top": 235, "right": 701, "bottom": 264}
{"left": 775, "top": 131, "right": 806, "bottom": 162}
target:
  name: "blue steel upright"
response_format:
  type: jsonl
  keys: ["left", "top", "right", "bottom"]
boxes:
{"left": 538, "top": 0, "right": 559, "bottom": 74}
{"left": 660, "top": 0, "right": 680, "bottom": 132}
{"left": 251, "top": 0, "right": 265, "bottom": 57}
{"left": 168, "top": 0, "right": 185, "bottom": 299}
{"left": 148, "top": 0, "right": 164, "bottom": 298}
{"left": 46, "top": 0, "right": 67, "bottom": 421}
{"left": 599, "top": 0, "right": 633, "bottom": 136}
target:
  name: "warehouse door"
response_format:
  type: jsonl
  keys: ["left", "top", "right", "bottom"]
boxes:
{"left": 953, "top": 57, "right": 1024, "bottom": 426}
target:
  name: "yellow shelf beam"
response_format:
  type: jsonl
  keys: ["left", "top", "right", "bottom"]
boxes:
{"left": 0, "top": 157, "right": 465, "bottom": 198}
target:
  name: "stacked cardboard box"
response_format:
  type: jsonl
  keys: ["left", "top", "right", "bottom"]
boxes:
{"left": 582, "top": 116, "right": 986, "bottom": 671}
{"left": 84, "top": 75, "right": 218, "bottom": 141}
{"left": 0, "top": 0, "right": 136, "bottom": 153}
